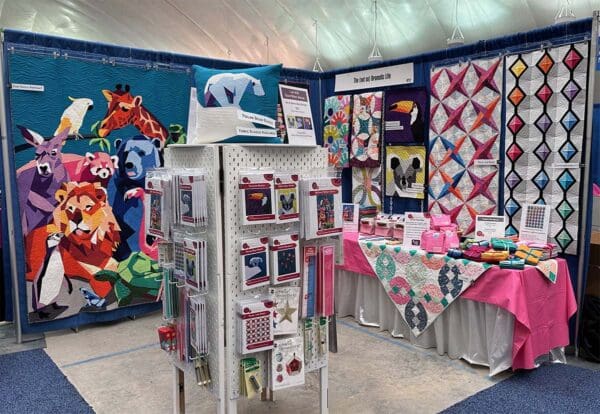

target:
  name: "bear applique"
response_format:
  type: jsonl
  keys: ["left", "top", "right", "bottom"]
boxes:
{"left": 108, "top": 135, "right": 162, "bottom": 261}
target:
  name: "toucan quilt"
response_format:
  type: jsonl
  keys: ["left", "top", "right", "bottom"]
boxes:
{"left": 428, "top": 57, "right": 503, "bottom": 236}
{"left": 504, "top": 42, "right": 588, "bottom": 255}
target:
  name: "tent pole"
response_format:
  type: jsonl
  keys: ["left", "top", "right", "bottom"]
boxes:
{"left": 0, "top": 31, "right": 23, "bottom": 344}
{"left": 575, "top": 11, "right": 599, "bottom": 356}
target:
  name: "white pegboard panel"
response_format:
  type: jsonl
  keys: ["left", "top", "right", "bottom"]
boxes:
{"left": 221, "top": 145, "right": 329, "bottom": 401}
{"left": 164, "top": 145, "right": 225, "bottom": 408}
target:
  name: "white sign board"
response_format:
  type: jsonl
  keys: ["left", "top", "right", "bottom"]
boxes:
{"left": 279, "top": 84, "right": 316, "bottom": 145}
{"left": 519, "top": 204, "right": 551, "bottom": 244}
{"left": 475, "top": 215, "right": 505, "bottom": 239}
{"left": 402, "top": 215, "right": 430, "bottom": 248}
{"left": 334, "top": 63, "right": 414, "bottom": 92}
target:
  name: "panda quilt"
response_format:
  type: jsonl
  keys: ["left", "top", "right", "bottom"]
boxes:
{"left": 385, "top": 145, "right": 426, "bottom": 199}
{"left": 504, "top": 42, "right": 589, "bottom": 254}
{"left": 8, "top": 49, "right": 190, "bottom": 323}
{"left": 428, "top": 57, "right": 502, "bottom": 236}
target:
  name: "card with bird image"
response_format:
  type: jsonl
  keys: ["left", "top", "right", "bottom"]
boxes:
{"left": 269, "top": 286, "right": 300, "bottom": 336}
{"left": 274, "top": 173, "right": 300, "bottom": 223}
{"left": 384, "top": 88, "right": 427, "bottom": 144}
{"left": 240, "top": 237, "right": 271, "bottom": 290}
{"left": 269, "top": 234, "right": 301, "bottom": 284}
{"left": 239, "top": 171, "right": 276, "bottom": 225}
{"left": 385, "top": 145, "right": 426, "bottom": 199}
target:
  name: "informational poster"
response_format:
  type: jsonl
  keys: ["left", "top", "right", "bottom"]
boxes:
{"left": 342, "top": 203, "right": 359, "bottom": 232}
{"left": 475, "top": 215, "right": 505, "bottom": 239}
{"left": 519, "top": 204, "right": 551, "bottom": 244}
{"left": 279, "top": 84, "right": 316, "bottom": 146}
{"left": 402, "top": 214, "right": 430, "bottom": 248}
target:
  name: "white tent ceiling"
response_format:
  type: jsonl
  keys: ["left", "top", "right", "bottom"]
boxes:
{"left": 0, "top": 0, "right": 597, "bottom": 70}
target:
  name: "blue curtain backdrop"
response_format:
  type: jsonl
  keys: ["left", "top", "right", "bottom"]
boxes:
{"left": 319, "top": 18, "right": 593, "bottom": 343}
{"left": 0, "top": 29, "right": 321, "bottom": 333}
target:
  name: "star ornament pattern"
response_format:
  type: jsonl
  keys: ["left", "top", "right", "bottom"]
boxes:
{"left": 428, "top": 57, "right": 502, "bottom": 236}
{"left": 504, "top": 42, "right": 588, "bottom": 255}
{"left": 277, "top": 300, "right": 297, "bottom": 324}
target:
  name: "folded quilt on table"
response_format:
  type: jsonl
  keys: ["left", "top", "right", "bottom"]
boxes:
{"left": 358, "top": 239, "right": 492, "bottom": 336}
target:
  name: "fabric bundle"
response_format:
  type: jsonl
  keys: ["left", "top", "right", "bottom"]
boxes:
{"left": 481, "top": 250, "right": 510, "bottom": 263}
{"left": 491, "top": 238, "right": 517, "bottom": 253}
{"left": 462, "top": 245, "right": 489, "bottom": 262}
{"left": 514, "top": 245, "right": 543, "bottom": 265}
{"left": 499, "top": 259, "right": 525, "bottom": 270}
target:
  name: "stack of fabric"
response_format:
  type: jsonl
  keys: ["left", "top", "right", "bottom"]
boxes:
{"left": 523, "top": 242, "right": 557, "bottom": 260}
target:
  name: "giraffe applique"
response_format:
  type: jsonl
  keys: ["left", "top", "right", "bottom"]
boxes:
{"left": 98, "top": 84, "right": 168, "bottom": 147}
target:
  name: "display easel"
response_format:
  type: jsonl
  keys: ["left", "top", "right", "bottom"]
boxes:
{"left": 165, "top": 144, "right": 330, "bottom": 414}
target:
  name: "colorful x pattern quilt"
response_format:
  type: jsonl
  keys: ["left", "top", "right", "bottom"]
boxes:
{"left": 359, "top": 238, "right": 491, "bottom": 336}
{"left": 504, "top": 42, "right": 588, "bottom": 254}
{"left": 428, "top": 57, "right": 502, "bottom": 236}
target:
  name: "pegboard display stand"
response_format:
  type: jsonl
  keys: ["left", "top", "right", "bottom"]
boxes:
{"left": 165, "top": 144, "right": 330, "bottom": 414}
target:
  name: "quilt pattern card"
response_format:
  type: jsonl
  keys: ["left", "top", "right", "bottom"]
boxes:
{"left": 428, "top": 57, "right": 502, "bottom": 236}
{"left": 504, "top": 42, "right": 588, "bottom": 254}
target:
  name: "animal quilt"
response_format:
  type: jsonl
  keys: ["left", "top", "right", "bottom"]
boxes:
{"left": 352, "top": 167, "right": 382, "bottom": 209}
{"left": 428, "top": 57, "right": 502, "bottom": 236}
{"left": 191, "top": 64, "right": 282, "bottom": 144}
{"left": 349, "top": 92, "right": 383, "bottom": 168}
{"left": 504, "top": 42, "right": 588, "bottom": 254}
{"left": 359, "top": 238, "right": 491, "bottom": 336}
{"left": 9, "top": 49, "right": 189, "bottom": 323}
{"left": 384, "top": 88, "right": 427, "bottom": 143}
{"left": 323, "top": 95, "right": 351, "bottom": 168}
{"left": 385, "top": 145, "right": 426, "bottom": 199}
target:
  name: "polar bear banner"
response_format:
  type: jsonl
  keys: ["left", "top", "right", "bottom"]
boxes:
{"left": 204, "top": 73, "right": 265, "bottom": 107}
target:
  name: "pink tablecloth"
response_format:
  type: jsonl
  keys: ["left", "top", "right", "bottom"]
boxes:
{"left": 338, "top": 231, "right": 577, "bottom": 371}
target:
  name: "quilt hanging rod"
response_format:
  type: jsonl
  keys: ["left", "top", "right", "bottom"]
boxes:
{"left": 5, "top": 43, "right": 191, "bottom": 73}
{"left": 432, "top": 32, "right": 590, "bottom": 69}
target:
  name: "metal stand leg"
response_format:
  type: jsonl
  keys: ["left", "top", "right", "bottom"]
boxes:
{"left": 319, "top": 366, "right": 329, "bottom": 414}
{"left": 173, "top": 366, "right": 185, "bottom": 414}
{"left": 328, "top": 314, "right": 337, "bottom": 353}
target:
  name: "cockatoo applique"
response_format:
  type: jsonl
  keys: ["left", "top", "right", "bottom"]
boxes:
{"left": 55, "top": 96, "right": 94, "bottom": 139}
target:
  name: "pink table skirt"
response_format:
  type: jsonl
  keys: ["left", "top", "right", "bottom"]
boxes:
{"left": 338, "top": 231, "right": 577, "bottom": 371}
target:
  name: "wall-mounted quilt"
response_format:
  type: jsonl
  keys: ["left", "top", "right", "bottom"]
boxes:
{"left": 8, "top": 51, "right": 190, "bottom": 323}
{"left": 504, "top": 42, "right": 589, "bottom": 254}
{"left": 349, "top": 91, "right": 383, "bottom": 168}
{"left": 323, "top": 94, "right": 351, "bottom": 168}
{"left": 428, "top": 57, "right": 503, "bottom": 236}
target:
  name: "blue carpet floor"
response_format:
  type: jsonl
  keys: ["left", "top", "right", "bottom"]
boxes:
{"left": 443, "top": 364, "right": 600, "bottom": 413}
{"left": 0, "top": 348, "right": 93, "bottom": 413}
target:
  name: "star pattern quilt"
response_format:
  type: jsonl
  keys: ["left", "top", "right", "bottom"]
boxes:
{"left": 428, "top": 57, "right": 502, "bottom": 236}
{"left": 323, "top": 95, "right": 351, "bottom": 168}
{"left": 352, "top": 167, "right": 382, "bottom": 209}
{"left": 349, "top": 92, "right": 383, "bottom": 168}
{"left": 359, "top": 238, "right": 491, "bottom": 336}
{"left": 504, "top": 42, "right": 588, "bottom": 254}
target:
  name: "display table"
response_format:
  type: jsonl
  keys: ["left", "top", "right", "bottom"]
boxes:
{"left": 336, "top": 232, "right": 577, "bottom": 374}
